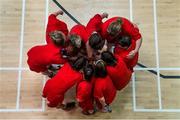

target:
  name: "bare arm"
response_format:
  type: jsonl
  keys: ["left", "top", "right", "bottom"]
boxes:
{"left": 86, "top": 41, "right": 94, "bottom": 59}
{"left": 134, "top": 37, "right": 142, "bottom": 53}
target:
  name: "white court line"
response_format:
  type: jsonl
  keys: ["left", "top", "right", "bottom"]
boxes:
{"left": 153, "top": 0, "right": 162, "bottom": 110}
{"left": 135, "top": 109, "right": 180, "bottom": 112}
{"left": 42, "top": 76, "right": 46, "bottom": 111}
{"left": 0, "top": 109, "right": 43, "bottom": 112}
{"left": 0, "top": 67, "right": 29, "bottom": 71}
{"left": 134, "top": 68, "right": 180, "bottom": 71}
{"left": 45, "top": 0, "right": 49, "bottom": 27}
{"left": 41, "top": 0, "right": 49, "bottom": 111}
{"left": 1, "top": 67, "right": 180, "bottom": 71}
{"left": 16, "top": 0, "right": 26, "bottom": 110}
{"left": 129, "top": 0, "right": 137, "bottom": 111}
{"left": 132, "top": 73, "right": 137, "bottom": 111}
{"left": 129, "top": 0, "right": 133, "bottom": 21}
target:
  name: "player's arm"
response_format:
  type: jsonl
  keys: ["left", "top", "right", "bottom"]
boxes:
{"left": 52, "top": 10, "right": 63, "bottom": 16}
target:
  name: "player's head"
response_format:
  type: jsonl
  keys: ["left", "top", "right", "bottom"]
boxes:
{"left": 89, "top": 32, "right": 105, "bottom": 50}
{"left": 83, "top": 64, "right": 94, "bottom": 82}
{"left": 64, "top": 43, "right": 75, "bottom": 56}
{"left": 107, "top": 18, "right": 122, "bottom": 37}
{"left": 65, "top": 38, "right": 80, "bottom": 57}
{"left": 117, "top": 35, "right": 131, "bottom": 49}
{"left": 68, "top": 34, "right": 82, "bottom": 49}
{"left": 101, "top": 51, "right": 117, "bottom": 66}
{"left": 71, "top": 56, "right": 87, "bottom": 71}
{"left": 49, "top": 30, "right": 66, "bottom": 46}
{"left": 94, "top": 59, "right": 107, "bottom": 78}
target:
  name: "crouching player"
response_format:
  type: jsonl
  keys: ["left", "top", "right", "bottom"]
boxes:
{"left": 27, "top": 10, "right": 69, "bottom": 76}
{"left": 93, "top": 60, "right": 116, "bottom": 112}
{"left": 76, "top": 64, "right": 95, "bottom": 115}
{"left": 42, "top": 57, "right": 86, "bottom": 108}
{"left": 115, "top": 35, "right": 138, "bottom": 71}
{"left": 101, "top": 51, "right": 132, "bottom": 90}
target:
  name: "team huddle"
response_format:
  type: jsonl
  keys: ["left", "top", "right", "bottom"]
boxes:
{"left": 27, "top": 10, "right": 142, "bottom": 115}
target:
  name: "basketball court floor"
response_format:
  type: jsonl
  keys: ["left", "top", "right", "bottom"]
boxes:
{"left": 0, "top": 0, "right": 180, "bottom": 119}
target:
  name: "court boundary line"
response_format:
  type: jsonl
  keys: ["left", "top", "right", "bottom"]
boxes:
{"left": 0, "top": 67, "right": 29, "bottom": 70}
{"left": 134, "top": 109, "right": 180, "bottom": 112}
{"left": 129, "top": 0, "right": 137, "bottom": 112}
{"left": 41, "top": 0, "right": 49, "bottom": 111}
{"left": 132, "top": 72, "right": 137, "bottom": 111}
{"left": 1, "top": 0, "right": 180, "bottom": 113}
{"left": 152, "top": 0, "right": 162, "bottom": 110}
{"left": 1, "top": 67, "right": 180, "bottom": 71}
{"left": 0, "top": 109, "right": 44, "bottom": 112}
{"left": 16, "top": 0, "right": 26, "bottom": 110}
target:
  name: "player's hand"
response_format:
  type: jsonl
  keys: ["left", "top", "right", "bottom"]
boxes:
{"left": 127, "top": 50, "right": 137, "bottom": 59}
{"left": 54, "top": 10, "right": 63, "bottom": 16}
{"left": 101, "top": 12, "right": 108, "bottom": 19}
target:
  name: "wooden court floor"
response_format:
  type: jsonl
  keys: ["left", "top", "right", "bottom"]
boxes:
{"left": 0, "top": 0, "right": 180, "bottom": 119}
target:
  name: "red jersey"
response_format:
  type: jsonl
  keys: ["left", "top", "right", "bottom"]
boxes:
{"left": 114, "top": 39, "right": 138, "bottom": 71}
{"left": 69, "top": 24, "right": 88, "bottom": 43}
{"left": 106, "top": 55, "right": 132, "bottom": 90}
{"left": 76, "top": 80, "right": 94, "bottom": 111}
{"left": 85, "top": 14, "right": 103, "bottom": 42}
{"left": 27, "top": 44, "right": 66, "bottom": 73}
{"left": 101, "top": 17, "right": 141, "bottom": 43}
{"left": 42, "top": 63, "right": 83, "bottom": 107}
{"left": 76, "top": 80, "right": 93, "bottom": 102}
{"left": 93, "top": 76, "right": 116, "bottom": 105}
{"left": 46, "top": 14, "right": 69, "bottom": 44}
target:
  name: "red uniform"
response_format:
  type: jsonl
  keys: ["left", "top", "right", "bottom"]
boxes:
{"left": 27, "top": 44, "right": 66, "bottom": 73}
{"left": 106, "top": 55, "right": 132, "bottom": 90}
{"left": 42, "top": 63, "right": 83, "bottom": 107}
{"left": 46, "top": 14, "right": 69, "bottom": 44}
{"left": 76, "top": 80, "right": 94, "bottom": 111}
{"left": 101, "top": 17, "right": 142, "bottom": 43}
{"left": 114, "top": 39, "right": 138, "bottom": 71}
{"left": 69, "top": 24, "right": 87, "bottom": 43}
{"left": 93, "top": 76, "right": 116, "bottom": 108}
{"left": 86, "top": 14, "right": 103, "bottom": 39}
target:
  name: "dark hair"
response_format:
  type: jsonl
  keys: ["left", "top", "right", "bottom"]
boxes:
{"left": 107, "top": 18, "right": 122, "bottom": 36}
{"left": 94, "top": 60, "right": 107, "bottom": 78}
{"left": 83, "top": 64, "right": 94, "bottom": 81}
{"left": 117, "top": 35, "right": 131, "bottom": 47}
{"left": 89, "top": 33, "right": 105, "bottom": 50}
{"left": 101, "top": 51, "right": 117, "bottom": 66}
{"left": 69, "top": 34, "right": 82, "bottom": 48}
{"left": 71, "top": 56, "right": 87, "bottom": 71}
{"left": 60, "top": 48, "right": 68, "bottom": 58}
{"left": 49, "top": 31, "right": 65, "bottom": 46}
{"left": 64, "top": 43, "right": 79, "bottom": 57}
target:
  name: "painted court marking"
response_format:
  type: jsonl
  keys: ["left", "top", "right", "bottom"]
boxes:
{"left": 0, "top": 0, "right": 180, "bottom": 112}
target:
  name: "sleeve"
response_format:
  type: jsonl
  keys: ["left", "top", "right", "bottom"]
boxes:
{"left": 86, "top": 14, "right": 103, "bottom": 33}
{"left": 48, "top": 14, "right": 57, "bottom": 25}
{"left": 122, "top": 18, "right": 142, "bottom": 41}
{"left": 27, "top": 47, "right": 47, "bottom": 73}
